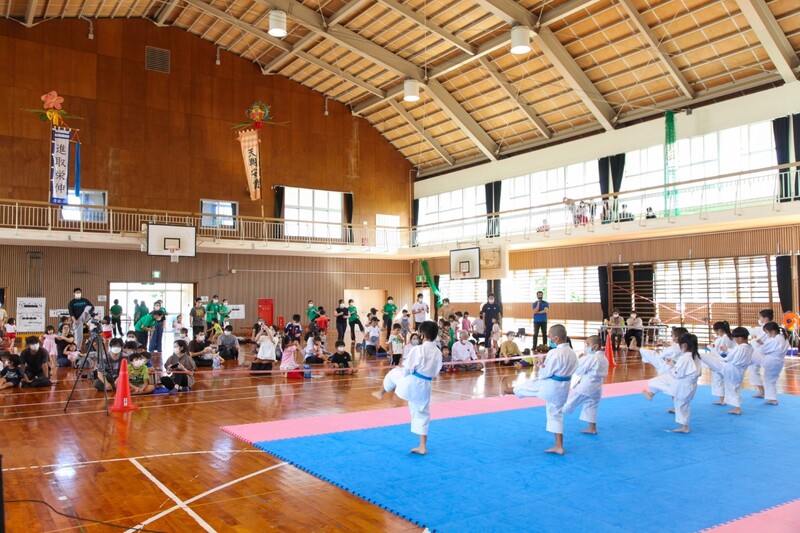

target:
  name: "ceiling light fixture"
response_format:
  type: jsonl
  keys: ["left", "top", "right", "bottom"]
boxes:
{"left": 403, "top": 79, "right": 420, "bottom": 102}
{"left": 268, "top": 10, "right": 287, "bottom": 38}
{"left": 510, "top": 26, "right": 531, "bottom": 55}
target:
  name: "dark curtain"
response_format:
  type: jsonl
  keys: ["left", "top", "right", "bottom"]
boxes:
{"left": 493, "top": 181, "right": 502, "bottom": 237}
{"left": 773, "top": 116, "right": 791, "bottom": 202}
{"left": 493, "top": 279, "right": 502, "bottom": 316}
{"left": 273, "top": 185, "right": 285, "bottom": 239}
{"left": 776, "top": 255, "right": 793, "bottom": 313}
{"left": 598, "top": 266, "right": 610, "bottom": 319}
{"left": 611, "top": 266, "right": 633, "bottom": 316}
{"left": 598, "top": 157, "right": 611, "bottom": 223}
{"left": 343, "top": 192, "right": 354, "bottom": 243}
{"left": 484, "top": 182, "right": 496, "bottom": 238}
{"left": 633, "top": 265, "right": 656, "bottom": 320}
{"left": 610, "top": 153, "right": 625, "bottom": 194}
{"left": 411, "top": 198, "right": 420, "bottom": 247}
{"left": 794, "top": 114, "right": 800, "bottom": 201}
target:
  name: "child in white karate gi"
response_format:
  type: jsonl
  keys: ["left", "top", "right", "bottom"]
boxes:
{"left": 642, "top": 333, "right": 702, "bottom": 433}
{"left": 563, "top": 335, "right": 608, "bottom": 434}
{"left": 752, "top": 321, "right": 788, "bottom": 405}
{"left": 748, "top": 309, "right": 773, "bottom": 397}
{"left": 501, "top": 324, "right": 578, "bottom": 455}
{"left": 640, "top": 326, "right": 688, "bottom": 377}
{"left": 373, "top": 320, "right": 443, "bottom": 455}
{"left": 707, "top": 321, "right": 737, "bottom": 405}
{"left": 699, "top": 326, "right": 753, "bottom": 415}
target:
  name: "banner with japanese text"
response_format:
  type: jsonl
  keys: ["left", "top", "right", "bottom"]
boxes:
{"left": 237, "top": 129, "right": 261, "bottom": 201}
{"left": 50, "top": 127, "right": 71, "bottom": 205}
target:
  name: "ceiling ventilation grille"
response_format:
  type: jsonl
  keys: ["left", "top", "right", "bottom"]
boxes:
{"left": 145, "top": 46, "right": 170, "bottom": 73}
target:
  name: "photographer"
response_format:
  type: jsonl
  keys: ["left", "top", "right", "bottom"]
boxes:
{"left": 160, "top": 340, "right": 196, "bottom": 393}
{"left": 68, "top": 288, "right": 94, "bottom": 351}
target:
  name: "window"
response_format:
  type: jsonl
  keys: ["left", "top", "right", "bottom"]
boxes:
{"left": 437, "top": 275, "right": 485, "bottom": 303}
{"left": 417, "top": 185, "right": 485, "bottom": 244}
{"left": 61, "top": 190, "right": 107, "bottom": 223}
{"left": 284, "top": 187, "right": 343, "bottom": 239}
{"left": 201, "top": 199, "right": 238, "bottom": 229}
{"left": 503, "top": 268, "right": 600, "bottom": 303}
{"left": 376, "top": 214, "right": 401, "bottom": 248}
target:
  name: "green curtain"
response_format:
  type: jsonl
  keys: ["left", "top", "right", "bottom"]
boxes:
{"left": 420, "top": 260, "right": 443, "bottom": 306}
{"left": 664, "top": 111, "right": 678, "bottom": 216}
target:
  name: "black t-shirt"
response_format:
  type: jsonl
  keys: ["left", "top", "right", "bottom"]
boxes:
{"left": 189, "top": 339, "right": 211, "bottom": 355}
{"left": 481, "top": 302, "right": 502, "bottom": 321}
{"left": 55, "top": 335, "right": 75, "bottom": 358}
{"left": 335, "top": 306, "right": 349, "bottom": 324}
{"left": 21, "top": 348, "right": 49, "bottom": 375}
{"left": 330, "top": 351, "right": 352, "bottom": 367}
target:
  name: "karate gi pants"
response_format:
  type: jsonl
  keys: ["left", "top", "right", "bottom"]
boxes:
{"left": 383, "top": 367, "right": 431, "bottom": 436}
{"left": 763, "top": 356, "right": 785, "bottom": 402}
{"left": 513, "top": 380, "right": 566, "bottom": 434}
{"left": 563, "top": 392, "right": 599, "bottom": 424}
{"left": 646, "top": 375, "right": 691, "bottom": 426}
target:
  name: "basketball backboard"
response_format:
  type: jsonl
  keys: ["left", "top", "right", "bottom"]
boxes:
{"left": 146, "top": 224, "right": 197, "bottom": 258}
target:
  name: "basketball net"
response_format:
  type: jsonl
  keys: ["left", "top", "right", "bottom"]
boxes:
{"left": 169, "top": 248, "right": 180, "bottom": 263}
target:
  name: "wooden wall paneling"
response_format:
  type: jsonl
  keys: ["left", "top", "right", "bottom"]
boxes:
{"left": 96, "top": 19, "right": 124, "bottom": 59}
{"left": 0, "top": 35, "right": 15, "bottom": 90}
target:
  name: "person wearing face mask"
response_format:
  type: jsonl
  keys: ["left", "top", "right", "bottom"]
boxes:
{"left": 411, "top": 294, "right": 429, "bottom": 330}
{"left": 608, "top": 309, "right": 624, "bottom": 351}
{"left": 748, "top": 308, "right": 773, "bottom": 395}
{"left": 403, "top": 333, "right": 421, "bottom": 361}
{"left": 205, "top": 296, "right": 221, "bottom": 331}
{"left": 20, "top": 335, "right": 51, "bottom": 386}
{"left": 161, "top": 340, "right": 197, "bottom": 393}
{"left": 499, "top": 331, "right": 522, "bottom": 366}
{"left": 252, "top": 316, "right": 267, "bottom": 342}
{"left": 252, "top": 324, "right": 277, "bottom": 374}
{"left": 624, "top": 311, "right": 644, "bottom": 351}
{"left": 501, "top": 324, "right": 579, "bottom": 455}
{"left": 307, "top": 300, "right": 320, "bottom": 323}
{"left": 382, "top": 297, "right": 397, "bottom": 338}
{"left": 127, "top": 352, "right": 155, "bottom": 395}
{"left": 284, "top": 314, "right": 303, "bottom": 343}
{"left": 190, "top": 298, "right": 207, "bottom": 337}
{"left": 334, "top": 300, "right": 349, "bottom": 342}
{"left": 531, "top": 291, "right": 550, "bottom": 348}
{"left": 329, "top": 340, "right": 358, "bottom": 375}
{"left": 451, "top": 330, "right": 480, "bottom": 371}
{"left": 480, "top": 293, "right": 502, "bottom": 349}
{"left": 563, "top": 335, "right": 608, "bottom": 435}
{"left": 346, "top": 299, "right": 365, "bottom": 343}
{"left": 218, "top": 299, "right": 231, "bottom": 327}
{"left": 135, "top": 310, "right": 164, "bottom": 349}
{"left": 388, "top": 324, "right": 405, "bottom": 366}
{"left": 189, "top": 331, "right": 216, "bottom": 367}
{"left": 148, "top": 300, "right": 168, "bottom": 353}
{"left": 94, "top": 338, "right": 124, "bottom": 392}
{"left": 68, "top": 287, "right": 95, "bottom": 352}
{"left": 0, "top": 300, "right": 8, "bottom": 331}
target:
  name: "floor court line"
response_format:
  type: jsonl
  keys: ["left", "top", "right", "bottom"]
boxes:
{"left": 128, "top": 458, "right": 217, "bottom": 533}
{"left": 125, "top": 462, "right": 288, "bottom": 532}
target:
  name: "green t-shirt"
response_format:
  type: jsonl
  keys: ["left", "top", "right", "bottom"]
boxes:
{"left": 307, "top": 306, "right": 319, "bottom": 322}
{"left": 129, "top": 365, "right": 149, "bottom": 386}
{"left": 205, "top": 302, "right": 220, "bottom": 322}
{"left": 347, "top": 305, "right": 359, "bottom": 323}
{"left": 383, "top": 303, "right": 397, "bottom": 321}
{"left": 135, "top": 314, "right": 156, "bottom": 331}
{"left": 110, "top": 304, "right": 122, "bottom": 317}
{"left": 219, "top": 305, "right": 230, "bottom": 321}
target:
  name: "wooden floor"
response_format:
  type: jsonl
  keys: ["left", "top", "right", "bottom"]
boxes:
{"left": 2, "top": 346, "right": 799, "bottom": 532}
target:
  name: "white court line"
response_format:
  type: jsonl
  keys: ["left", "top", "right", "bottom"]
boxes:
{"left": 432, "top": 388, "right": 478, "bottom": 399}
{"left": 129, "top": 458, "right": 217, "bottom": 532}
{"left": 125, "top": 462, "right": 287, "bottom": 532}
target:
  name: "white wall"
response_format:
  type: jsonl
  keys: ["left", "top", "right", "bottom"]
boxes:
{"left": 415, "top": 82, "right": 800, "bottom": 199}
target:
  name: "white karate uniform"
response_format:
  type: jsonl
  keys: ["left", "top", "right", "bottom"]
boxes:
{"left": 513, "top": 343, "right": 579, "bottom": 434}
{"left": 563, "top": 350, "right": 609, "bottom": 424}
{"left": 382, "top": 341, "right": 442, "bottom": 435}
{"left": 699, "top": 343, "right": 753, "bottom": 408}
{"left": 641, "top": 344, "right": 678, "bottom": 375}
{"left": 708, "top": 336, "right": 737, "bottom": 397}
{"left": 757, "top": 335, "right": 788, "bottom": 402}
{"left": 646, "top": 352, "right": 701, "bottom": 426}
{"left": 451, "top": 340, "right": 477, "bottom": 362}
{"left": 747, "top": 326, "right": 768, "bottom": 386}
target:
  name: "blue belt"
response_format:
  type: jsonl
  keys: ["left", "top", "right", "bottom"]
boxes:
{"left": 547, "top": 375, "right": 571, "bottom": 382}
{"left": 412, "top": 370, "right": 432, "bottom": 381}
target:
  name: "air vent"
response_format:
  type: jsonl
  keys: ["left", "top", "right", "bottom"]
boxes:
{"left": 145, "top": 46, "right": 170, "bottom": 73}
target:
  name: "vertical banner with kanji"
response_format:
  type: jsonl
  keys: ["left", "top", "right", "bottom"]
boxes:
{"left": 50, "top": 127, "right": 71, "bottom": 205}
{"left": 237, "top": 129, "right": 261, "bottom": 201}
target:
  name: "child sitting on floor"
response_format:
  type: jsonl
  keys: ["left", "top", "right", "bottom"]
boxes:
{"left": 330, "top": 340, "right": 358, "bottom": 375}
{"left": 128, "top": 352, "right": 155, "bottom": 395}
{"left": 0, "top": 353, "right": 23, "bottom": 389}
{"left": 280, "top": 338, "right": 300, "bottom": 371}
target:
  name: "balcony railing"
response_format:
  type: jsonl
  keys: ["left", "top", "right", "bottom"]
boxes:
{"left": 0, "top": 162, "right": 797, "bottom": 251}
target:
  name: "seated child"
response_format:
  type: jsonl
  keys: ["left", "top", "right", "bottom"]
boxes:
{"left": 303, "top": 336, "right": 328, "bottom": 364}
{"left": 128, "top": 352, "right": 155, "bottom": 395}
{"left": 329, "top": 340, "right": 358, "bottom": 375}
{"left": 515, "top": 345, "right": 549, "bottom": 368}
{"left": 440, "top": 345, "right": 452, "bottom": 372}
{"left": 280, "top": 338, "right": 300, "bottom": 371}
{"left": 364, "top": 317, "right": 381, "bottom": 356}
{"left": 0, "top": 353, "right": 24, "bottom": 389}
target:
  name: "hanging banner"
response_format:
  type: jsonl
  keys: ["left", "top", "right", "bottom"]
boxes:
{"left": 663, "top": 110, "right": 678, "bottom": 217}
{"left": 50, "top": 127, "right": 71, "bottom": 205}
{"left": 237, "top": 129, "right": 261, "bottom": 201}
{"left": 16, "top": 297, "right": 46, "bottom": 332}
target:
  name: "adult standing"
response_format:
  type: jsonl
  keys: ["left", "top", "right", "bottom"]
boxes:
{"left": 531, "top": 291, "right": 550, "bottom": 347}
{"left": 68, "top": 288, "right": 94, "bottom": 351}
{"left": 382, "top": 296, "right": 397, "bottom": 337}
{"left": 109, "top": 299, "right": 123, "bottom": 337}
{"left": 148, "top": 300, "right": 167, "bottom": 353}
{"left": 347, "top": 299, "right": 365, "bottom": 342}
{"left": 411, "top": 293, "right": 429, "bottom": 330}
{"left": 189, "top": 298, "right": 206, "bottom": 337}
{"left": 438, "top": 298, "right": 454, "bottom": 323}
{"left": 480, "top": 293, "right": 502, "bottom": 348}
{"left": 205, "top": 296, "right": 221, "bottom": 330}
{"left": 0, "top": 300, "right": 7, "bottom": 331}
{"left": 335, "top": 299, "right": 349, "bottom": 342}
{"left": 307, "top": 300, "right": 320, "bottom": 325}
{"left": 135, "top": 310, "right": 163, "bottom": 348}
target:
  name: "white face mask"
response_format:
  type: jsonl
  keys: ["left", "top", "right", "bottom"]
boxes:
{"left": 631, "top": 314, "right": 637, "bottom": 319}
{"left": 613, "top": 313, "right": 619, "bottom": 318}
{"left": 418, "top": 298, "right": 423, "bottom": 302}
{"left": 132, "top": 360, "right": 144, "bottom": 369}
{"left": 223, "top": 302, "right": 228, "bottom": 306}
{"left": 308, "top": 303, "right": 314, "bottom": 308}
{"left": 585, "top": 347, "right": 595, "bottom": 355}
{"left": 337, "top": 347, "right": 344, "bottom": 353}
{"left": 488, "top": 299, "right": 495, "bottom": 304}
{"left": 74, "top": 293, "right": 81, "bottom": 299}
{"left": 213, "top": 299, "right": 219, "bottom": 303}
{"left": 197, "top": 336, "right": 205, "bottom": 342}
{"left": 127, "top": 336, "right": 136, "bottom": 341}
{"left": 388, "top": 300, "right": 393, "bottom": 304}
{"left": 30, "top": 344, "right": 40, "bottom": 351}
{"left": 460, "top": 339, "right": 467, "bottom": 344}
{"left": 110, "top": 346, "right": 122, "bottom": 354}
{"left": 173, "top": 347, "right": 181, "bottom": 355}
{"left": 758, "top": 318, "right": 767, "bottom": 326}
{"left": 411, "top": 339, "right": 420, "bottom": 345}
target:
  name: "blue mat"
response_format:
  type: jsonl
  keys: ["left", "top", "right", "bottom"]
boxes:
{"left": 253, "top": 388, "right": 800, "bottom": 532}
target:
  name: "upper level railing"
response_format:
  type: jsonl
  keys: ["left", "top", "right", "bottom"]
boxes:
{"left": 0, "top": 162, "right": 797, "bottom": 251}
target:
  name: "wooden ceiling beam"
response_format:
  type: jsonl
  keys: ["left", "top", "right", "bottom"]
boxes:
{"left": 155, "top": 0, "right": 181, "bottom": 25}
{"left": 181, "top": 0, "right": 291, "bottom": 52}
{"left": 733, "top": 0, "right": 799, "bottom": 83}
{"left": 24, "top": 0, "right": 38, "bottom": 26}
{"left": 377, "top": 0, "right": 477, "bottom": 56}
{"left": 388, "top": 100, "right": 455, "bottom": 166}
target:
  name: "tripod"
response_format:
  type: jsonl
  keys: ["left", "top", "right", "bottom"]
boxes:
{"left": 64, "top": 328, "right": 113, "bottom": 416}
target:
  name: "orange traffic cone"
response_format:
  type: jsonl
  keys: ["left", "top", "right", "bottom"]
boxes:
{"left": 605, "top": 335, "right": 616, "bottom": 368}
{"left": 110, "top": 359, "right": 139, "bottom": 412}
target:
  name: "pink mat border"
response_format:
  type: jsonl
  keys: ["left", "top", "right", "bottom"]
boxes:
{"left": 221, "top": 379, "right": 647, "bottom": 444}
{"left": 703, "top": 498, "right": 800, "bottom": 532}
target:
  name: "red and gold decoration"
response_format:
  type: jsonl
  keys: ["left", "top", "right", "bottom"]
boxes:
{"left": 233, "top": 101, "right": 281, "bottom": 202}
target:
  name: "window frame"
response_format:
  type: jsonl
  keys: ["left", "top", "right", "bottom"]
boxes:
{"left": 60, "top": 189, "right": 108, "bottom": 223}
{"left": 200, "top": 198, "right": 239, "bottom": 230}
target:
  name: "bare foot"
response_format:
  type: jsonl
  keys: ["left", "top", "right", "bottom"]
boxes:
{"left": 712, "top": 401, "right": 726, "bottom": 405}
{"left": 667, "top": 408, "right": 675, "bottom": 413}
{"left": 672, "top": 426, "right": 690, "bottom": 433}
{"left": 371, "top": 390, "right": 385, "bottom": 400}
{"left": 642, "top": 389, "right": 654, "bottom": 401}
{"left": 500, "top": 377, "right": 514, "bottom": 396}
{"left": 581, "top": 429, "right": 598, "bottom": 435}
{"left": 544, "top": 446, "right": 565, "bottom": 455}
{"left": 765, "top": 400, "right": 778, "bottom": 405}
{"left": 351, "top": 369, "right": 359, "bottom": 374}
{"left": 410, "top": 446, "right": 427, "bottom": 455}
{"left": 752, "top": 393, "right": 764, "bottom": 398}
{"left": 728, "top": 408, "right": 742, "bottom": 415}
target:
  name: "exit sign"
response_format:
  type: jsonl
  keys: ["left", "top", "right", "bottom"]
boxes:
{"left": 415, "top": 275, "right": 425, "bottom": 283}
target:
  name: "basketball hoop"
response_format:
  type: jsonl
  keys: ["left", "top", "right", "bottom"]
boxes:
{"left": 168, "top": 248, "right": 180, "bottom": 263}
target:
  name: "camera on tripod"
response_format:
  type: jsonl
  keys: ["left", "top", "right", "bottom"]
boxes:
{"left": 86, "top": 313, "right": 102, "bottom": 334}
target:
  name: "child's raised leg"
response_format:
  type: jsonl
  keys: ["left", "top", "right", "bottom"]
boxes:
{"left": 373, "top": 367, "right": 401, "bottom": 400}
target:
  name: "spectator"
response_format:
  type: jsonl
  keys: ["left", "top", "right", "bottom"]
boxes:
{"left": 0, "top": 300, "right": 7, "bottom": 330}
{"left": 2, "top": 318, "right": 16, "bottom": 351}
{"left": 161, "top": 340, "right": 196, "bottom": 393}
{"left": 205, "top": 296, "right": 221, "bottom": 330}
{"left": 411, "top": 294, "right": 429, "bottom": 329}
{"left": 303, "top": 336, "right": 327, "bottom": 364}
{"left": 253, "top": 325, "right": 277, "bottom": 373}
{"left": 110, "top": 299, "right": 124, "bottom": 337}
{"left": 189, "top": 298, "right": 206, "bottom": 337}
{"left": 171, "top": 313, "right": 186, "bottom": 335}
{"left": 471, "top": 314, "right": 485, "bottom": 343}
{"left": 218, "top": 299, "right": 231, "bottom": 327}
{"left": 451, "top": 330, "right": 480, "bottom": 371}
{"left": 68, "top": 288, "right": 94, "bottom": 351}
{"left": 20, "top": 336, "right": 50, "bottom": 386}
{"left": 399, "top": 309, "right": 411, "bottom": 337}
{"left": 330, "top": 340, "right": 357, "bottom": 375}
{"left": 252, "top": 316, "right": 267, "bottom": 342}
{"left": 364, "top": 317, "right": 381, "bottom": 356}
{"left": 563, "top": 197, "right": 578, "bottom": 226}
{"left": 439, "top": 298, "right": 454, "bottom": 323}
{"left": 346, "top": 299, "right": 365, "bottom": 342}
{"left": 388, "top": 324, "right": 404, "bottom": 366}
{"left": 306, "top": 299, "right": 320, "bottom": 324}
{"left": 646, "top": 207, "right": 657, "bottom": 219}
{"left": 284, "top": 314, "right": 303, "bottom": 343}
{"left": 499, "top": 331, "right": 521, "bottom": 365}
{"left": 128, "top": 352, "right": 155, "bottom": 395}
{"left": 189, "top": 331, "right": 215, "bottom": 367}
{"left": 0, "top": 353, "right": 23, "bottom": 389}
{"left": 134, "top": 310, "right": 163, "bottom": 348}
{"left": 94, "top": 340, "right": 124, "bottom": 392}
{"left": 536, "top": 219, "right": 550, "bottom": 232}
{"left": 625, "top": 310, "right": 644, "bottom": 350}
{"left": 382, "top": 296, "right": 397, "bottom": 337}
{"left": 480, "top": 293, "right": 502, "bottom": 348}
{"left": 531, "top": 290, "right": 549, "bottom": 348}
{"left": 619, "top": 204, "right": 634, "bottom": 222}
{"left": 217, "top": 325, "right": 241, "bottom": 365}
{"left": 608, "top": 309, "right": 624, "bottom": 350}
{"left": 335, "top": 299, "right": 349, "bottom": 342}
{"left": 315, "top": 309, "right": 330, "bottom": 349}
